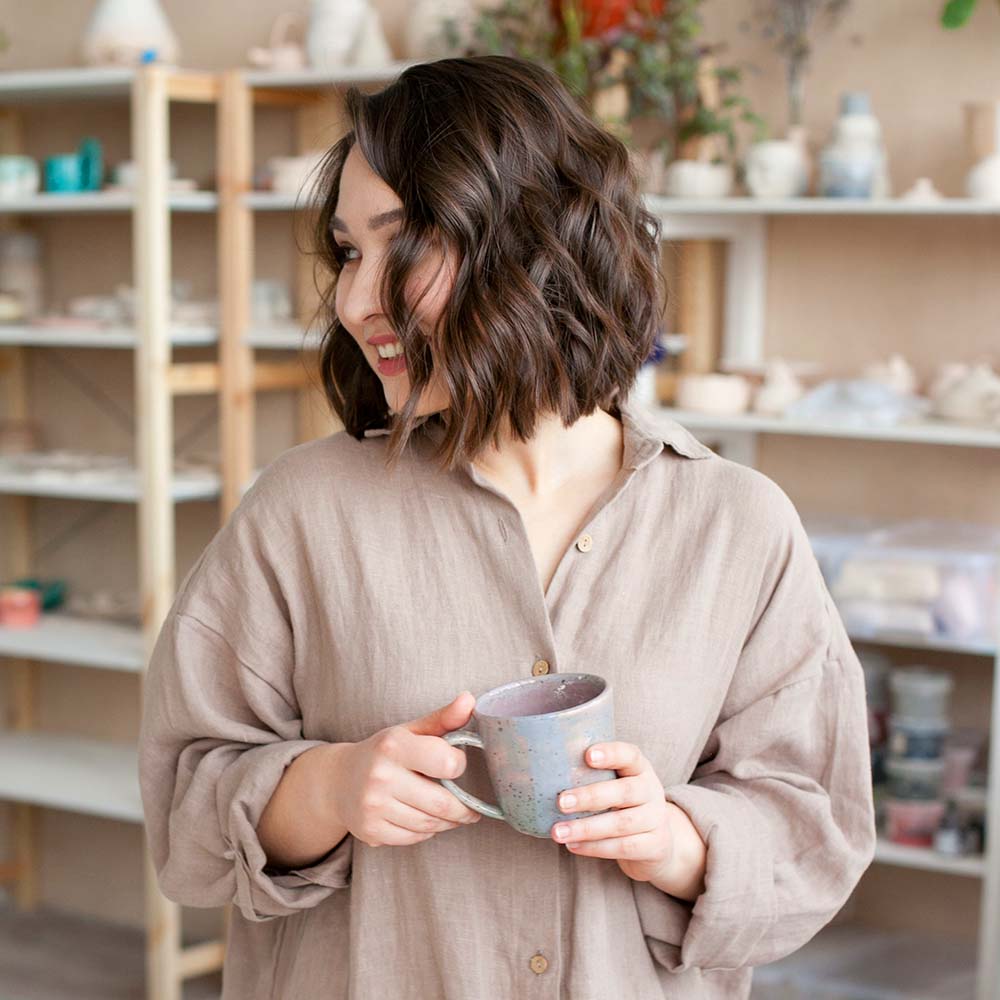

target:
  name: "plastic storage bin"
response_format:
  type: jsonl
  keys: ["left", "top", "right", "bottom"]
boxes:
{"left": 829, "top": 519, "right": 1000, "bottom": 646}
{"left": 885, "top": 756, "right": 945, "bottom": 800}
{"left": 889, "top": 667, "right": 953, "bottom": 718}
{"left": 887, "top": 715, "right": 950, "bottom": 760}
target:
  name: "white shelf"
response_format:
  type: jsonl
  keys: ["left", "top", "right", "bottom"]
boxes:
{"left": 0, "top": 732, "right": 141, "bottom": 823}
{"left": 0, "top": 191, "right": 217, "bottom": 213}
{"left": 0, "top": 66, "right": 137, "bottom": 102}
{"left": 0, "top": 613, "right": 143, "bottom": 673}
{"left": 656, "top": 406, "right": 1000, "bottom": 449}
{"left": 643, "top": 193, "right": 1000, "bottom": 216}
{"left": 874, "top": 837, "right": 985, "bottom": 879}
{"left": 244, "top": 190, "right": 318, "bottom": 211}
{"left": 243, "top": 61, "right": 423, "bottom": 89}
{"left": 246, "top": 324, "right": 322, "bottom": 350}
{"left": 848, "top": 629, "right": 995, "bottom": 658}
{"left": 0, "top": 324, "right": 217, "bottom": 348}
{"left": 0, "top": 465, "right": 221, "bottom": 502}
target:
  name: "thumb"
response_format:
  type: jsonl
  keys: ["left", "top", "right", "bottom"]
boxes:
{"left": 404, "top": 691, "right": 475, "bottom": 737}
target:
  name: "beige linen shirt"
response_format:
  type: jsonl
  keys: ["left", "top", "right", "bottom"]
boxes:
{"left": 138, "top": 396, "right": 876, "bottom": 1000}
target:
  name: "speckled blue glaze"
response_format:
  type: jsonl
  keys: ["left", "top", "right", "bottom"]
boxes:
{"left": 437, "top": 673, "right": 616, "bottom": 839}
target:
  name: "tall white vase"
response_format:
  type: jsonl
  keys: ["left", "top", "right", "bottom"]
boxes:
{"left": 80, "top": 0, "right": 180, "bottom": 67}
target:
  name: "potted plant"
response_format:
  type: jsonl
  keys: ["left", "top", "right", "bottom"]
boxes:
{"left": 446, "top": 0, "right": 765, "bottom": 197}
{"left": 743, "top": 0, "right": 850, "bottom": 197}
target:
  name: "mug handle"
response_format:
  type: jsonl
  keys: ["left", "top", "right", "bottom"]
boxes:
{"left": 437, "top": 729, "right": 505, "bottom": 821}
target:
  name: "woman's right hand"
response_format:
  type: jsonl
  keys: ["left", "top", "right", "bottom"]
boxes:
{"left": 330, "top": 692, "right": 484, "bottom": 848}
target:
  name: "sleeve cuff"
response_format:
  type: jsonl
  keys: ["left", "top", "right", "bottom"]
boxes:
{"left": 223, "top": 739, "right": 354, "bottom": 922}
{"left": 652, "top": 782, "right": 777, "bottom": 971}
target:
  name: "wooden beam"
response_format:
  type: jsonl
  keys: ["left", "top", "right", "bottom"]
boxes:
{"left": 165, "top": 72, "right": 220, "bottom": 104}
{"left": 167, "top": 362, "right": 220, "bottom": 394}
{"left": 254, "top": 360, "right": 312, "bottom": 392}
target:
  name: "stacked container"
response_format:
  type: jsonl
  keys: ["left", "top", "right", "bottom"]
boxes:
{"left": 884, "top": 668, "right": 953, "bottom": 847}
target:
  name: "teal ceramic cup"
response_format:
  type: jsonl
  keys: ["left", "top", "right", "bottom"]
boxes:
{"left": 44, "top": 137, "right": 103, "bottom": 193}
{"left": 437, "top": 672, "right": 616, "bottom": 839}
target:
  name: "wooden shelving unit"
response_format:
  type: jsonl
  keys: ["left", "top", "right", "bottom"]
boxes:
{"left": 646, "top": 196, "right": 999, "bottom": 1000}
{"left": 2, "top": 56, "right": 996, "bottom": 999}
{"left": 0, "top": 64, "right": 231, "bottom": 1000}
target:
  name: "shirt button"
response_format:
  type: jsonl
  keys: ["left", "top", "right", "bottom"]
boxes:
{"left": 576, "top": 533, "right": 593, "bottom": 552}
{"left": 532, "top": 659, "right": 550, "bottom": 676}
{"left": 529, "top": 953, "right": 549, "bottom": 975}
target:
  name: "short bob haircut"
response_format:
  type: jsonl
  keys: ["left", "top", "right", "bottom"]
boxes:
{"left": 311, "top": 54, "right": 666, "bottom": 472}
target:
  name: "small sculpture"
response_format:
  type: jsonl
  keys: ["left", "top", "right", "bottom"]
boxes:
{"left": 752, "top": 358, "right": 805, "bottom": 416}
{"left": 863, "top": 353, "right": 919, "bottom": 396}
{"left": 929, "top": 362, "right": 1000, "bottom": 425}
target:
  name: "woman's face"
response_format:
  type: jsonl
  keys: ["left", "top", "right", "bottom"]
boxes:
{"left": 332, "top": 145, "right": 453, "bottom": 417}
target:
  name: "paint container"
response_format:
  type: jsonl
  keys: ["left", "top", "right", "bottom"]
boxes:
{"left": 885, "top": 756, "right": 945, "bottom": 800}
{"left": 942, "top": 731, "right": 984, "bottom": 796}
{"left": 886, "top": 798, "right": 946, "bottom": 847}
{"left": 888, "top": 715, "right": 951, "bottom": 759}
{"left": 0, "top": 585, "right": 41, "bottom": 628}
{"left": 889, "top": 668, "right": 953, "bottom": 719}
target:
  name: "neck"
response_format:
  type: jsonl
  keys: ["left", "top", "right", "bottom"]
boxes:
{"left": 470, "top": 405, "right": 625, "bottom": 501}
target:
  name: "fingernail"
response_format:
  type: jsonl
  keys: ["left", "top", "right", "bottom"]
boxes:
{"left": 554, "top": 824, "right": 570, "bottom": 840}
{"left": 560, "top": 794, "right": 577, "bottom": 811}
{"left": 589, "top": 749, "right": 604, "bottom": 764}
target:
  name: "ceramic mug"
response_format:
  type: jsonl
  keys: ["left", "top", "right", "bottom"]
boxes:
{"left": 436, "top": 672, "right": 616, "bottom": 839}
{"left": 0, "top": 156, "right": 40, "bottom": 199}
{"left": 44, "top": 137, "right": 103, "bottom": 193}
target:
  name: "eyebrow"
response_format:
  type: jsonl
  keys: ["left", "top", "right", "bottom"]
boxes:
{"left": 330, "top": 208, "right": 403, "bottom": 234}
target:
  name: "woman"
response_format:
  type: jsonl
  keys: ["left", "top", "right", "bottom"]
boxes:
{"left": 139, "top": 55, "right": 876, "bottom": 1000}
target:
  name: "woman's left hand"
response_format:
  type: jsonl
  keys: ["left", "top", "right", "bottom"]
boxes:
{"left": 550, "top": 741, "right": 677, "bottom": 884}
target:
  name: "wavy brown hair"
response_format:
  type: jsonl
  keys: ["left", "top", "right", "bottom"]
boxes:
{"left": 310, "top": 54, "right": 666, "bottom": 472}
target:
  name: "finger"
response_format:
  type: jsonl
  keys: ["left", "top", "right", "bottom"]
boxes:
{"left": 557, "top": 775, "right": 644, "bottom": 815}
{"left": 365, "top": 819, "right": 438, "bottom": 848}
{"left": 395, "top": 768, "right": 483, "bottom": 825}
{"left": 404, "top": 692, "right": 475, "bottom": 737}
{"left": 563, "top": 830, "right": 663, "bottom": 860}
{"left": 383, "top": 798, "right": 470, "bottom": 836}
{"left": 552, "top": 801, "right": 660, "bottom": 845}
{"left": 584, "top": 741, "right": 647, "bottom": 778}
{"left": 387, "top": 727, "right": 468, "bottom": 782}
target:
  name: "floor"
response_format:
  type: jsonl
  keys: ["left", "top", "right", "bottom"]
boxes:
{"left": 0, "top": 902, "right": 222, "bottom": 1000}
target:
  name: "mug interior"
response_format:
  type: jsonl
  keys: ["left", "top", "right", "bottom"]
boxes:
{"left": 478, "top": 674, "right": 604, "bottom": 719}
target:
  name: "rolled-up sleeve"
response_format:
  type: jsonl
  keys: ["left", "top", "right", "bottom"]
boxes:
{"left": 138, "top": 488, "right": 353, "bottom": 923}
{"left": 640, "top": 483, "right": 877, "bottom": 972}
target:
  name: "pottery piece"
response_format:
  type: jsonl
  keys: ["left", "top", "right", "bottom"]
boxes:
{"left": 900, "top": 177, "right": 944, "bottom": 202}
{"left": 80, "top": 0, "right": 180, "bottom": 67}
{"left": 744, "top": 138, "right": 808, "bottom": 199}
{"left": 663, "top": 160, "right": 733, "bottom": 199}
{"left": 676, "top": 373, "right": 751, "bottom": 415}
{"left": 307, "top": 0, "right": 392, "bottom": 70}
{"left": 405, "top": 0, "right": 481, "bottom": 60}
{"left": 752, "top": 358, "right": 805, "bottom": 416}
{"left": 863, "top": 353, "right": 919, "bottom": 396}
{"left": 819, "top": 92, "right": 891, "bottom": 198}
{"left": 966, "top": 153, "right": 1000, "bottom": 202}
{"left": 930, "top": 362, "right": 1000, "bottom": 425}
{"left": 247, "top": 12, "right": 307, "bottom": 71}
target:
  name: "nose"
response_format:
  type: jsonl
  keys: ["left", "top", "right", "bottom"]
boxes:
{"left": 336, "top": 256, "right": 387, "bottom": 334}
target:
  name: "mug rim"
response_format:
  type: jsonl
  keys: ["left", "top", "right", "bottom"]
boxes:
{"left": 474, "top": 672, "right": 609, "bottom": 721}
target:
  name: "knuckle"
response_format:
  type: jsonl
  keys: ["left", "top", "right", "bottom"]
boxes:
{"left": 376, "top": 728, "right": 402, "bottom": 755}
{"left": 621, "top": 836, "right": 641, "bottom": 859}
{"left": 368, "top": 764, "right": 392, "bottom": 787}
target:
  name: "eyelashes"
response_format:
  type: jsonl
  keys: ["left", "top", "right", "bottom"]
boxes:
{"left": 331, "top": 242, "right": 358, "bottom": 264}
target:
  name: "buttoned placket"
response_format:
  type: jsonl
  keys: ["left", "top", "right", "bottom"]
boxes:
{"left": 379, "top": 406, "right": 672, "bottom": 996}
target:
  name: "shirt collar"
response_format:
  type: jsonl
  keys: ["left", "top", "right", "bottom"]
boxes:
{"left": 363, "top": 397, "right": 714, "bottom": 467}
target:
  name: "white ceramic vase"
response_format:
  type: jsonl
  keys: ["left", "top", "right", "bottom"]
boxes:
{"left": 744, "top": 139, "right": 808, "bottom": 198}
{"left": 405, "top": 0, "right": 480, "bottom": 60}
{"left": 663, "top": 160, "right": 733, "bottom": 199}
{"left": 80, "top": 0, "right": 179, "bottom": 67}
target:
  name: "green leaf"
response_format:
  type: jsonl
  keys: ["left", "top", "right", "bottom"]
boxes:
{"left": 941, "top": 0, "right": 977, "bottom": 28}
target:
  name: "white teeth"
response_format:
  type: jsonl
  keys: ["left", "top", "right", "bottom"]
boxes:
{"left": 375, "top": 341, "right": 404, "bottom": 359}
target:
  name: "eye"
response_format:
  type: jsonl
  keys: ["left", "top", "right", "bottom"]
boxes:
{"left": 333, "top": 242, "right": 359, "bottom": 264}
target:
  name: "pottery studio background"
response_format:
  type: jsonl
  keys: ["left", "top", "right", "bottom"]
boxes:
{"left": 0, "top": 1, "right": 999, "bottom": 999}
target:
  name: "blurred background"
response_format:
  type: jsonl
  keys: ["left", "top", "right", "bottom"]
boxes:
{"left": 0, "top": 1, "right": 997, "bottom": 998}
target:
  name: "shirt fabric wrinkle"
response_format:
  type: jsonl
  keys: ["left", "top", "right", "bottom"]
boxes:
{"left": 138, "top": 394, "right": 876, "bottom": 1000}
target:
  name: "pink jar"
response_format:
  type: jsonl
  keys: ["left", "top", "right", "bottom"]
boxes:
{"left": 886, "top": 798, "right": 946, "bottom": 847}
{"left": 0, "top": 586, "right": 41, "bottom": 628}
